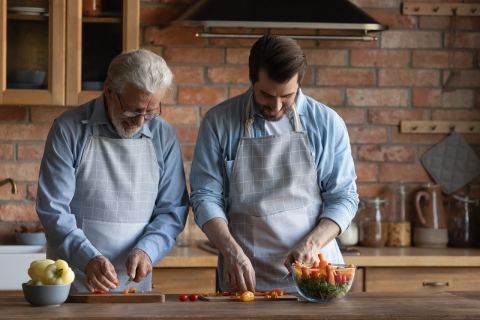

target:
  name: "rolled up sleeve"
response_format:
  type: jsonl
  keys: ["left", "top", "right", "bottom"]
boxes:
{"left": 190, "top": 116, "right": 228, "bottom": 230}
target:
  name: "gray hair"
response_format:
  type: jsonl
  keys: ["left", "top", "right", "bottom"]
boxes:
{"left": 107, "top": 49, "right": 173, "bottom": 94}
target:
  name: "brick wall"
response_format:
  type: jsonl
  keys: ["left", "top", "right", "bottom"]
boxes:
{"left": 0, "top": 0, "right": 479, "bottom": 244}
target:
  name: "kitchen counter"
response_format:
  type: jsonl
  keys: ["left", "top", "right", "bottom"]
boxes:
{"left": 1, "top": 291, "right": 480, "bottom": 319}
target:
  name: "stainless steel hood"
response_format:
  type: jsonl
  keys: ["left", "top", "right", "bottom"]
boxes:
{"left": 170, "top": 0, "right": 389, "bottom": 41}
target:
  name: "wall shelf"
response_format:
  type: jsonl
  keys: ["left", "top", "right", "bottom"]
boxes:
{"left": 402, "top": 3, "right": 480, "bottom": 16}
{"left": 82, "top": 17, "right": 121, "bottom": 23}
{"left": 401, "top": 121, "right": 480, "bottom": 134}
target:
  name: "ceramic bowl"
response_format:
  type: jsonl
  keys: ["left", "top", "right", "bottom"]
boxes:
{"left": 291, "top": 263, "right": 356, "bottom": 303}
{"left": 7, "top": 70, "right": 46, "bottom": 86}
{"left": 22, "top": 283, "right": 71, "bottom": 306}
{"left": 15, "top": 233, "right": 47, "bottom": 245}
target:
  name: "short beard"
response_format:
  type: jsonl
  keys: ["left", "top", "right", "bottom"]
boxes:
{"left": 252, "top": 93, "right": 293, "bottom": 122}
{"left": 109, "top": 108, "right": 142, "bottom": 138}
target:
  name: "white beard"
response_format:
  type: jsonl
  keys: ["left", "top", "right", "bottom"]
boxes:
{"left": 109, "top": 109, "right": 142, "bottom": 138}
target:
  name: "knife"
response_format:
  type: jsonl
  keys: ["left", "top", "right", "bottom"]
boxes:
{"left": 124, "top": 277, "right": 133, "bottom": 286}
{"left": 280, "top": 271, "right": 292, "bottom": 282}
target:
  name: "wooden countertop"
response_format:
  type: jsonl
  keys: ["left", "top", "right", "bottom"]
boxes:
{"left": 2, "top": 291, "right": 480, "bottom": 319}
{"left": 155, "top": 241, "right": 480, "bottom": 268}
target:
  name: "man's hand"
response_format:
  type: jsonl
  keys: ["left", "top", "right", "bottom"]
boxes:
{"left": 284, "top": 218, "right": 340, "bottom": 271}
{"left": 125, "top": 249, "right": 152, "bottom": 283}
{"left": 83, "top": 255, "right": 117, "bottom": 292}
{"left": 223, "top": 250, "right": 256, "bottom": 293}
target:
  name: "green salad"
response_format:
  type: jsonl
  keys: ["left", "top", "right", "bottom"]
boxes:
{"left": 294, "top": 273, "right": 352, "bottom": 301}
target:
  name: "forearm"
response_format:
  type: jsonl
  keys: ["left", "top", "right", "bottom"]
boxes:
{"left": 307, "top": 218, "right": 340, "bottom": 249}
{"left": 202, "top": 217, "right": 243, "bottom": 257}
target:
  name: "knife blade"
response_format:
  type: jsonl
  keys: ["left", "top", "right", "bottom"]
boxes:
{"left": 280, "top": 271, "right": 292, "bottom": 282}
{"left": 124, "top": 277, "right": 133, "bottom": 286}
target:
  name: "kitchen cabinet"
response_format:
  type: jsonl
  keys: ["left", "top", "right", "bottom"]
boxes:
{"left": 0, "top": 0, "right": 139, "bottom": 106}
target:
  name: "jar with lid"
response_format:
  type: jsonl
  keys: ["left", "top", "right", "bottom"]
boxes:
{"left": 386, "top": 181, "right": 411, "bottom": 247}
{"left": 358, "top": 197, "right": 388, "bottom": 247}
{"left": 447, "top": 194, "right": 479, "bottom": 248}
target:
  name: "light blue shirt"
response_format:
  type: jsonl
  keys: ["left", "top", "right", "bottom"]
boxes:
{"left": 36, "top": 94, "right": 189, "bottom": 273}
{"left": 190, "top": 87, "right": 358, "bottom": 235}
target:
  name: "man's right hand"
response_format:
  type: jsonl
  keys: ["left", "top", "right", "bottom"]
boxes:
{"left": 223, "top": 250, "right": 256, "bottom": 293}
{"left": 83, "top": 255, "right": 118, "bottom": 292}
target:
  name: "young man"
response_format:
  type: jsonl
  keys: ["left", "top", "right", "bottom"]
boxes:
{"left": 37, "top": 50, "right": 189, "bottom": 292}
{"left": 190, "top": 36, "right": 358, "bottom": 293}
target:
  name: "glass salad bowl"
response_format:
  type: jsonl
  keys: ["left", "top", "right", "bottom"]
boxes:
{"left": 291, "top": 263, "right": 356, "bottom": 303}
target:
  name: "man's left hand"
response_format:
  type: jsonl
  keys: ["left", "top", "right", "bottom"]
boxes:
{"left": 126, "top": 249, "right": 152, "bottom": 283}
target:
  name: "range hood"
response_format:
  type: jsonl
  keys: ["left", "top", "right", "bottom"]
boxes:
{"left": 170, "top": 0, "right": 389, "bottom": 41}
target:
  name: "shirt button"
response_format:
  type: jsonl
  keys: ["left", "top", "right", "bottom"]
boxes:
{"left": 312, "top": 152, "right": 315, "bottom": 156}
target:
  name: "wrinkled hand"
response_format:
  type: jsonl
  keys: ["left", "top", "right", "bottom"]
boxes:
{"left": 284, "top": 236, "right": 322, "bottom": 272}
{"left": 84, "top": 255, "right": 117, "bottom": 292}
{"left": 125, "top": 249, "right": 152, "bottom": 283}
{"left": 223, "top": 250, "right": 256, "bottom": 293}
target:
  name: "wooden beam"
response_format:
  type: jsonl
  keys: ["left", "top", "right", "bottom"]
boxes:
{"left": 401, "top": 121, "right": 480, "bottom": 134}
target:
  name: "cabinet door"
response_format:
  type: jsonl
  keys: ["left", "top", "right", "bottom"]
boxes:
{"left": 65, "top": 0, "right": 139, "bottom": 107}
{"left": 365, "top": 267, "right": 480, "bottom": 292}
{"left": 0, "top": 0, "right": 65, "bottom": 105}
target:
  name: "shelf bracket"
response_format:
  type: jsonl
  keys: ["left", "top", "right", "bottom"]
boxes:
{"left": 401, "top": 121, "right": 480, "bottom": 134}
{"left": 402, "top": 3, "right": 480, "bottom": 16}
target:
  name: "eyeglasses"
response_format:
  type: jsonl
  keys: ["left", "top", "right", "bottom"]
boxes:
{"left": 116, "top": 93, "right": 162, "bottom": 120}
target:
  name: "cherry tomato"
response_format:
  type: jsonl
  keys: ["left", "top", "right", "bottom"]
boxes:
{"left": 223, "top": 291, "right": 233, "bottom": 296}
{"left": 240, "top": 291, "right": 254, "bottom": 302}
{"left": 188, "top": 293, "right": 199, "bottom": 301}
{"left": 179, "top": 294, "right": 188, "bottom": 301}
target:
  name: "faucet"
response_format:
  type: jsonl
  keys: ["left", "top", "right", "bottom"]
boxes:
{"left": 0, "top": 178, "right": 17, "bottom": 194}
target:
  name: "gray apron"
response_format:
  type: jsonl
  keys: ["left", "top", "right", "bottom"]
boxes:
{"left": 221, "top": 94, "right": 343, "bottom": 293}
{"left": 47, "top": 124, "right": 159, "bottom": 292}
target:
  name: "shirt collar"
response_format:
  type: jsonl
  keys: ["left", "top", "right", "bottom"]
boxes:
{"left": 245, "top": 86, "right": 307, "bottom": 119}
{"left": 86, "top": 93, "right": 153, "bottom": 139}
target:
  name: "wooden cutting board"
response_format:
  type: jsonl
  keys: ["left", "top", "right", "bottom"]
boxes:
{"left": 66, "top": 291, "right": 165, "bottom": 303}
{"left": 199, "top": 294, "right": 298, "bottom": 302}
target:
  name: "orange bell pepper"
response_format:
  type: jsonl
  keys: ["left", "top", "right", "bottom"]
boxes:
{"left": 269, "top": 289, "right": 283, "bottom": 296}
{"left": 129, "top": 287, "right": 136, "bottom": 293}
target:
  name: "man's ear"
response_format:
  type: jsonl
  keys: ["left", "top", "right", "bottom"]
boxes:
{"left": 104, "top": 79, "right": 113, "bottom": 100}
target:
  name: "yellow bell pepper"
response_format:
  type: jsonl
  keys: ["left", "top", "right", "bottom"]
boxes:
{"left": 44, "top": 260, "right": 75, "bottom": 285}
{"left": 28, "top": 259, "right": 55, "bottom": 280}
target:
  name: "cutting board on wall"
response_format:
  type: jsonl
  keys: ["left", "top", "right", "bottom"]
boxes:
{"left": 66, "top": 292, "right": 165, "bottom": 303}
{"left": 199, "top": 294, "right": 298, "bottom": 302}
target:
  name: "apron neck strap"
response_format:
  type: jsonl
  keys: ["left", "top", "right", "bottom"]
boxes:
{"left": 92, "top": 125, "right": 100, "bottom": 137}
{"left": 244, "top": 93, "right": 302, "bottom": 138}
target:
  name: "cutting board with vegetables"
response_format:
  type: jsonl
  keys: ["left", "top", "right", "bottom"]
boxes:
{"left": 66, "top": 292, "right": 165, "bottom": 303}
{"left": 199, "top": 294, "right": 298, "bottom": 302}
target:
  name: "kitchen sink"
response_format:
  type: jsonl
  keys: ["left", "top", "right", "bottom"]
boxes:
{"left": 0, "top": 245, "right": 47, "bottom": 290}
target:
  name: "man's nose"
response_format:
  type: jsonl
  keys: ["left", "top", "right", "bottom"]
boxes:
{"left": 134, "top": 115, "right": 144, "bottom": 127}
{"left": 271, "top": 98, "right": 282, "bottom": 112}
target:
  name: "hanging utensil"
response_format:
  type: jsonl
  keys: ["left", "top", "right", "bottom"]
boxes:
{"left": 443, "top": 9, "right": 460, "bottom": 93}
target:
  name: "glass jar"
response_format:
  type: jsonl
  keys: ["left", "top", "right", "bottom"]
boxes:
{"left": 386, "top": 181, "right": 411, "bottom": 247}
{"left": 448, "top": 194, "right": 479, "bottom": 248}
{"left": 358, "top": 197, "right": 388, "bottom": 247}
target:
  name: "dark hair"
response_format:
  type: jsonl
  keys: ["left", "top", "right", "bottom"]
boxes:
{"left": 249, "top": 35, "right": 307, "bottom": 85}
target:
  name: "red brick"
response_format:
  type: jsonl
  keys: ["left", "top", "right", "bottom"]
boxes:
{"left": 0, "top": 204, "right": 38, "bottom": 221}
{"left": 175, "top": 127, "right": 199, "bottom": 143}
{"left": 0, "top": 163, "right": 40, "bottom": 182}
{"left": 144, "top": 26, "right": 204, "bottom": 46}
{"left": 178, "top": 86, "right": 226, "bottom": 106}
{"left": 301, "top": 88, "right": 343, "bottom": 106}
{"left": 412, "top": 51, "right": 472, "bottom": 69}
{"left": 432, "top": 110, "right": 480, "bottom": 121}
{"left": 317, "top": 30, "right": 379, "bottom": 48}
{"left": 140, "top": 5, "right": 184, "bottom": 24}
{"left": 17, "top": 143, "right": 45, "bottom": 161}
{"left": 208, "top": 67, "right": 249, "bottom": 84}
{"left": 355, "top": 163, "right": 378, "bottom": 182}
{"left": 161, "top": 107, "right": 197, "bottom": 125}
{"left": 200, "top": 107, "right": 212, "bottom": 118}
{"left": 270, "top": 28, "right": 317, "bottom": 48}
{"left": 0, "top": 144, "right": 14, "bottom": 160}
{"left": 443, "top": 70, "right": 480, "bottom": 88}
{"left": 381, "top": 31, "right": 442, "bottom": 48}
{"left": 316, "top": 68, "right": 374, "bottom": 86}
{"left": 140, "top": 46, "right": 162, "bottom": 56}
{"left": 358, "top": 146, "right": 415, "bottom": 162}
{"left": 27, "top": 184, "right": 37, "bottom": 201}
{"left": 445, "top": 32, "right": 480, "bottom": 49}
{"left": 163, "top": 48, "right": 222, "bottom": 63}
{"left": 419, "top": 16, "right": 480, "bottom": 30}
{"left": 170, "top": 66, "right": 203, "bottom": 84}
{"left": 180, "top": 144, "right": 195, "bottom": 161}
{"left": 348, "top": 127, "right": 387, "bottom": 144}
{"left": 369, "top": 109, "right": 428, "bottom": 125}
{"left": 0, "top": 106, "right": 27, "bottom": 121}
{"left": 304, "top": 50, "right": 347, "bottom": 66}
{"left": 366, "top": 11, "right": 416, "bottom": 29}
{"left": 163, "top": 86, "right": 176, "bottom": 105}
{"left": 350, "top": 50, "right": 410, "bottom": 67}
{"left": 183, "top": 162, "right": 191, "bottom": 181}
{"left": 391, "top": 127, "right": 447, "bottom": 144}
{"left": 0, "top": 184, "right": 26, "bottom": 201}
{"left": 418, "top": 146, "right": 433, "bottom": 158}
{"left": 226, "top": 48, "right": 250, "bottom": 64}
{"left": 0, "top": 124, "right": 51, "bottom": 141}
{"left": 229, "top": 86, "right": 249, "bottom": 98}
{"left": 379, "top": 164, "right": 431, "bottom": 183}
{"left": 333, "top": 108, "right": 365, "bottom": 124}
{"left": 209, "top": 28, "right": 265, "bottom": 46}
{"left": 379, "top": 69, "right": 439, "bottom": 87}
{"left": 347, "top": 89, "right": 408, "bottom": 107}
{"left": 348, "top": 0, "right": 398, "bottom": 8}
{"left": 31, "top": 106, "right": 72, "bottom": 122}
{"left": 413, "top": 89, "right": 475, "bottom": 108}
{"left": 357, "top": 184, "right": 389, "bottom": 199}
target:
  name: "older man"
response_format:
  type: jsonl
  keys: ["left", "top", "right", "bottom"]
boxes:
{"left": 190, "top": 36, "right": 358, "bottom": 293}
{"left": 37, "top": 49, "right": 189, "bottom": 292}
